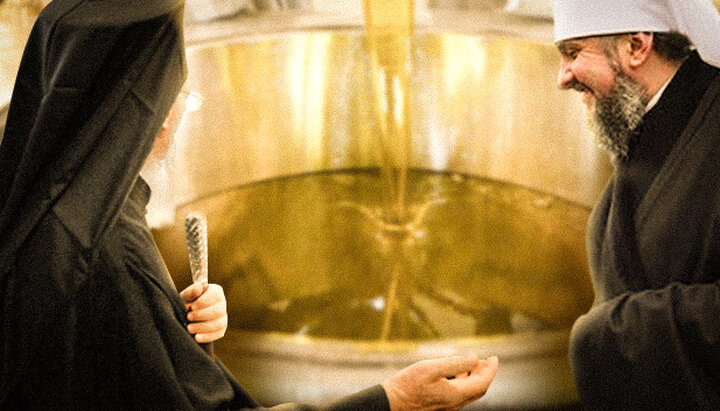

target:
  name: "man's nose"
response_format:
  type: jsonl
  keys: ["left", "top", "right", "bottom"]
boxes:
{"left": 557, "top": 60, "right": 574, "bottom": 89}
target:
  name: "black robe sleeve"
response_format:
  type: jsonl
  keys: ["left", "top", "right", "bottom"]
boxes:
{"left": 570, "top": 276, "right": 720, "bottom": 409}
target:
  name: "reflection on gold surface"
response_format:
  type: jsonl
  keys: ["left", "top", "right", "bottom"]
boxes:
{"left": 158, "top": 32, "right": 606, "bottom": 340}
{"left": 159, "top": 171, "right": 592, "bottom": 341}
{"left": 165, "top": 31, "right": 610, "bottom": 219}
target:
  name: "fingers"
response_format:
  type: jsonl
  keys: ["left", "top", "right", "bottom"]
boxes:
{"left": 186, "top": 297, "right": 226, "bottom": 322}
{"left": 179, "top": 281, "right": 204, "bottom": 305}
{"left": 447, "top": 356, "right": 499, "bottom": 400}
{"left": 382, "top": 354, "right": 498, "bottom": 411}
{"left": 477, "top": 356, "right": 499, "bottom": 380}
{"left": 421, "top": 353, "right": 480, "bottom": 381}
{"left": 186, "top": 283, "right": 223, "bottom": 312}
{"left": 188, "top": 316, "right": 228, "bottom": 343}
{"left": 185, "top": 283, "right": 228, "bottom": 343}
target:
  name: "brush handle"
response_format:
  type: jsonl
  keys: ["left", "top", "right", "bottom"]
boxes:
{"left": 184, "top": 212, "right": 208, "bottom": 286}
{"left": 184, "top": 212, "right": 214, "bottom": 359}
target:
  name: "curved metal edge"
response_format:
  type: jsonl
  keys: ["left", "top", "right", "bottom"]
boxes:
{"left": 218, "top": 328, "right": 571, "bottom": 366}
{"left": 184, "top": 7, "right": 555, "bottom": 48}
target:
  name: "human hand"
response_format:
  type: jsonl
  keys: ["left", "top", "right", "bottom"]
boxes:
{"left": 179, "top": 282, "right": 228, "bottom": 343}
{"left": 381, "top": 354, "right": 498, "bottom": 411}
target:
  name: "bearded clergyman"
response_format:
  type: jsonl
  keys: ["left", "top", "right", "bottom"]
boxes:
{"left": 552, "top": 0, "right": 720, "bottom": 408}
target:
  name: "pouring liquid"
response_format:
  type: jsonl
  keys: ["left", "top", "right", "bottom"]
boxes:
{"left": 362, "top": 0, "right": 416, "bottom": 340}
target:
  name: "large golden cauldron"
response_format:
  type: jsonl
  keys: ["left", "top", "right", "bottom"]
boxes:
{"left": 150, "top": 5, "right": 612, "bottom": 410}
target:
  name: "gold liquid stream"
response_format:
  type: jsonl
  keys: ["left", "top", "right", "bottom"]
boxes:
{"left": 363, "top": 0, "right": 414, "bottom": 224}
{"left": 363, "top": 0, "right": 415, "bottom": 341}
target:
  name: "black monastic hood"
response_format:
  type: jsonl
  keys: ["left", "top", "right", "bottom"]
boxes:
{"left": 0, "top": 0, "right": 186, "bottom": 276}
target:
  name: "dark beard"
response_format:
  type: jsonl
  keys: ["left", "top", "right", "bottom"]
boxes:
{"left": 585, "top": 73, "right": 646, "bottom": 161}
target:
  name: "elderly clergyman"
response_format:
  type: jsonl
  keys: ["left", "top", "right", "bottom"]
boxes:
{"left": 552, "top": 0, "right": 720, "bottom": 408}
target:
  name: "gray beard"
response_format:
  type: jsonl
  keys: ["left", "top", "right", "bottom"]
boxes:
{"left": 585, "top": 73, "right": 646, "bottom": 161}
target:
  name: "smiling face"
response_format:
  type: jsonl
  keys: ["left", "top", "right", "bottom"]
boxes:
{"left": 557, "top": 36, "right": 625, "bottom": 109}
{"left": 557, "top": 35, "right": 647, "bottom": 160}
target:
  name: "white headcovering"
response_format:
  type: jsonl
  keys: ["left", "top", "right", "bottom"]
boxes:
{"left": 552, "top": 0, "right": 720, "bottom": 67}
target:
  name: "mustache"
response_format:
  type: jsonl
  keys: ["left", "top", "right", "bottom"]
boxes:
{"left": 567, "top": 80, "right": 590, "bottom": 94}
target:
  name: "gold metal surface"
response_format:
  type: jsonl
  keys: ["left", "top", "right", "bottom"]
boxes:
{"left": 160, "top": 171, "right": 593, "bottom": 337}
{"left": 167, "top": 31, "right": 610, "bottom": 213}
{"left": 152, "top": 25, "right": 611, "bottom": 409}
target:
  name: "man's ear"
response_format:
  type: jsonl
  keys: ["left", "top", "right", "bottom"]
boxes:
{"left": 624, "top": 32, "right": 654, "bottom": 68}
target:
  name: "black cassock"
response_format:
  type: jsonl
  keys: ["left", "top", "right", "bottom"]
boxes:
{"left": 571, "top": 52, "right": 720, "bottom": 409}
{"left": 0, "top": 0, "right": 387, "bottom": 409}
